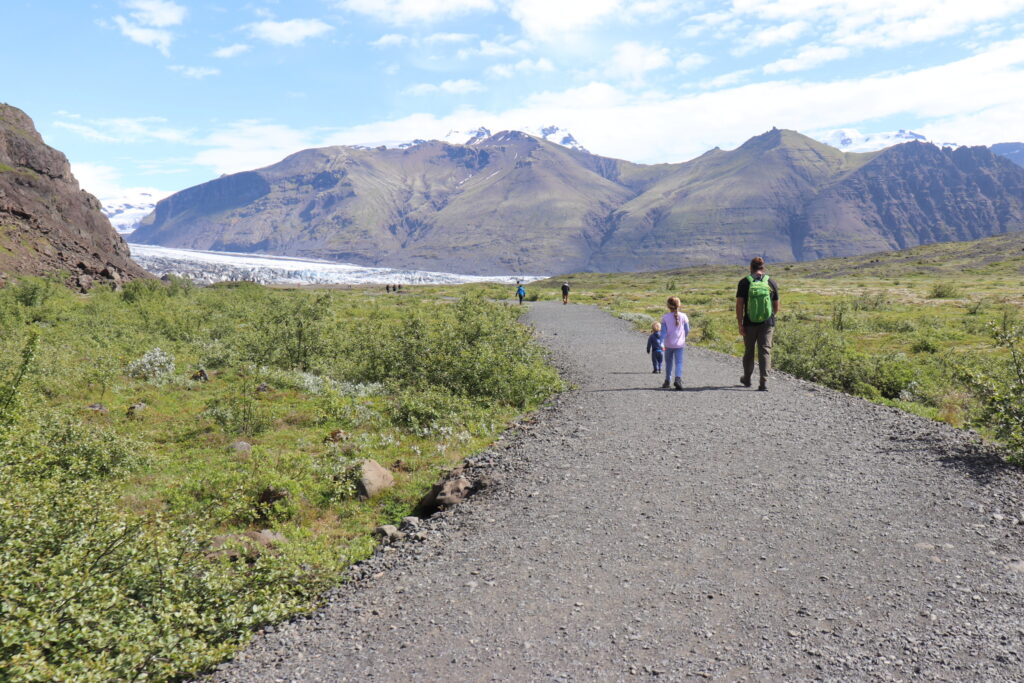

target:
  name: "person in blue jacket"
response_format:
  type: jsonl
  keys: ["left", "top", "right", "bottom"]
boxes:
{"left": 646, "top": 322, "right": 664, "bottom": 373}
{"left": 516, "top": 284, "right": 526, "bottom": 304}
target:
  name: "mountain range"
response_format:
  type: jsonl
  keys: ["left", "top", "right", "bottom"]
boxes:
{"left": 0, "top": 103, "right": 146, "bottom": 289}
{"left": 131, "top": 128, "right": 1024, "bottom": 274}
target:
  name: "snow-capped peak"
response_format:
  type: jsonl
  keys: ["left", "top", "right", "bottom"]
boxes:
{"left": 97, "top": 188, "right": 172, "bottom": 234}
{"left": 444, "top": 127, "right": 492, "bottom": 145}
{"left": 522, "top": 125, "right": 589, "bottom": 153}
{"left": 814, "top": 128, "right": 958, "bottom": 153}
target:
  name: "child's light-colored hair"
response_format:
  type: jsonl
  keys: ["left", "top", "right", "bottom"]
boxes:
{"left": 651, "top": 321, "right": 661, "bottom": 332}
{"left": 666, "top": 296, "right": 682, "bottom": 327}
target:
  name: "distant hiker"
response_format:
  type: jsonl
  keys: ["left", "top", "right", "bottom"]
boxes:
{"left": 646, "top": 321, "right": 664, "bottom": 374}
{"left": 660, "top": 297, "right": 690, "bottom": 390}
{"left": 736, "top": 256, "right": 780, "bottom": 391}
{"left": 516, "top": 284, "right": 526, "bottom": 305}
{"left": 386, "top": 284, "right": 391, "bottom": 293}
{"left": 561, "top": 281, "right": 571, "bottom": 305}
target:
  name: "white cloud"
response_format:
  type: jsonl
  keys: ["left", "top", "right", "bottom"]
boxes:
{"left": 124, "top": 0, "right": 186, "bottom": 27}
{"left": 733, "top": 20, "right": 808, "bottom": 55}
{"left": 54, "top": 114, "right": 191, "bottom": 144}
{"left": 213, "top": 43, "right": 250, "bottom": 58}
{"left": 607, "top": 41, "right": 671, "bottom": 84}
{"left": 457, "top": 38, "right": 530, "bottom": 59}
{"left": 676, "top": 53, "right": 710, "bottom": 73}
{"left": 486, "top": 57, "right": 555, "bottom": 78}
{"left": 372, "top": 33, "right": 407, "bottom": 47}
{"left": 338, "top": 0, "right": 496, "bottom": 23}
{"left": 192, "top": 121, "right": 320, "bottom": 175}
{"left": 113, "top": 16, "right": 174, "bottom": 55}
{"left": 424, "top": 32, "right": 475, "bottom": 43}
{"left": 169, "top": 65, "right": 221, "bottom": 79}
{"left": 246, "top": 19, "right": 333, "bottom": 46}
{"left": 699, "top": 68, "right": 755, "bottom": 89}
{"left": 717, "top": 1, "right": 1024, "bottom": 52}
{"left": 763, "top": 45, "right": 850, "bottom": 73}
{"left": 70, "top": 161, "right": 171, "bottom": 203}
{"left": 507, "top": 0, "right": 622, "bottom": 40}
{"left": 405, "top": 79, "right": 486, "bottom": 95}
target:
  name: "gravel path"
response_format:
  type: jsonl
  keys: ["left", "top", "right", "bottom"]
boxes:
{"left": 211, "top": 302, "right": 1024, "bottom": 681}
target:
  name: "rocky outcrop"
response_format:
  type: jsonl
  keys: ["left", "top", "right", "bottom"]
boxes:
{"left": 131, "top": 128, "right": 1024, "bottom": 274}
{"left": 0, "top": 103, "right": 148, "bottom": 289}
{"left": 992, "top": 142, "right": 1024, "bottom": 168}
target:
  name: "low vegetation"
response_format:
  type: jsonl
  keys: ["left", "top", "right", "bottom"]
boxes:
{"left": 0, "top": 277, "right": 561, "bottom": 681}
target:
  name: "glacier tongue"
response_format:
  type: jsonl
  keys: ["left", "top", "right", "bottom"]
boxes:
{"left": 128, "top": 244, "right": 543, "bottom": 286}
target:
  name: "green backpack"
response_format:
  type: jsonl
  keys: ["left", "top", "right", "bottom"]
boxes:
{"left": 746, "top": 274, "right": 772, "bottom": 323}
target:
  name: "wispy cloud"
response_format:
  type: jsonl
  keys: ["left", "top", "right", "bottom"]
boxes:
{"left": 124, "top": 0, "right": 186, "bottom": 27}
{"left": 169, "top": 65, "right": 221, "bottom": 79}
{"left": 213, "top": 43, "right": 250, "bottom": 58}
{"left": 371, "top": 33, "right": 408, "bottom": 47}
{"left": 111, "top": 0, "right": 186, "bottom": 56}
{"left": 676, "top": 53, "right": 710, "bottom": 73}
{"left": 246, "top": 19, "right": 333, "bottom": 46}
{"left": 405, "top": 79, "right": 486, "bottom": 95}
{"left": 486, "top": 57, "right": 555, "bottom": 78}
{"left": 763, "top": 45, "right": 851, "bottom": 74}
{"left": 54, "top": 114, "right": 192, "bottom": 144}
{"left": 338, "top": 0, "right": 496, "bottom": 24}
{"left": 607, "top": 41, "right": 671, "bottom": 85}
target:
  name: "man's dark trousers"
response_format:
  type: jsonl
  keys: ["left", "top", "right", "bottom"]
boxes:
{"left": 742, "top": 323, "right": 774, "bottom": 386}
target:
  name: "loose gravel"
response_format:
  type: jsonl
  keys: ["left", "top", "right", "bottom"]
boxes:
{"left": 210, "top": 302, "right": 1024, "bottom": 681}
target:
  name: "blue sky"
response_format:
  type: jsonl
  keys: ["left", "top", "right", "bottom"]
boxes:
{"left": 3, "top": 0, "right": 1024, "bottom": 201}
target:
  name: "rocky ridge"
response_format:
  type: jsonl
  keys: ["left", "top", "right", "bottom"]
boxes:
{"left": 0, "top": 103, "right": 147, "bottom": 289}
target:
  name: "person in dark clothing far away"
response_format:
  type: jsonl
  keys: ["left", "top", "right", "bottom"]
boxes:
{"left": 516, "top": 284, "right": 526, "bottom": 305}
{"left": 561, "top": 281, "right": 571, "bottom": 304}
{"left": 736, "top": 256, "right": 780, "bottom": 391}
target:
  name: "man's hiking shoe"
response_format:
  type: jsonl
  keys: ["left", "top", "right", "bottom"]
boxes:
{"left": 673, "top": 377, "right": 684, "bottom": 391}
{"left": 662, "top": 379, "right": 671, "bottom": 389}
{"left": 740, "top": 377, "right": 752, "bottom": 387}
{"left": 758, "top": 383, "right": 768, "bottom": 392}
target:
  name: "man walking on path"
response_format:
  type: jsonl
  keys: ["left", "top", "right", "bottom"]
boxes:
{"left": 561, "top": 282, "right": 571, "bottom": 305}
{"left": 516, "top": 284, "right": 526, "bottom": 305}
{"left": 736, "top": 257, "right": 779, "bottom": 391}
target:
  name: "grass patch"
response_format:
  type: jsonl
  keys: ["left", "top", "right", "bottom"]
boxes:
{"left": 0, "top": 282, "right": 562, "bottom": 680}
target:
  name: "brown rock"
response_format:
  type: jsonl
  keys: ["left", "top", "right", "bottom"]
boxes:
{"left": 208, "top": 529, "right": 286, "bottom": 562}
{"left": 0, "top": 103, "right": 150, "bottom": 286}
{"left": 356, "top": 459, "right": 395, "bottom": 499}
{"left": 414, "top": 466, "right": 478, "bottom": 516}
{"left": 324, "top": 429, "right": 348, "bottom": 443}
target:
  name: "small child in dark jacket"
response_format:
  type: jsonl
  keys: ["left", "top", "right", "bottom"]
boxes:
{"left": 646, "top": 322, "right": 663, "bottom": 373}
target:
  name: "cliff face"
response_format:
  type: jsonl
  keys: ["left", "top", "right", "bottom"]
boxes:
{"left": 799, "top": 143, "right": 1024, "bottom": 260}
{"left": 0, "top": 103, "right": 148, "bottom": 289}
{"left": 131, "top": 129, "right": 1024, "bottom": 274}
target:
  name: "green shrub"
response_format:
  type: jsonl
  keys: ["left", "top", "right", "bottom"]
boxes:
{"left": 775, "top": 323, "right": 866, "bottom": 393}
{"left": 927, "top": 282, "right": 961, "bottom": 299}
{"left": 868, "top": 354, "right": 916, "bottom": 400}
{"left": 348, "top": 296, "right": 562, "bottom": 408}
{"left": 956, "top": 314, "right": 1024, "bottom": 463}
{"left": 126, "top": 347, "right": 176, "bottom": 383}
{"left": 2, "top": 410, "right": 145, "bottom": 480}
{"left": 910, "top": 336, "right": 940, "bottom": 354}
{"left": 0, "top": 477, "right": 328, "bottom": 682}
{"left": 203, "top": 395, "right": 272, "bottom": 436}
{"left": 243, "top": 292, "right": 334, "bottom": 372}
